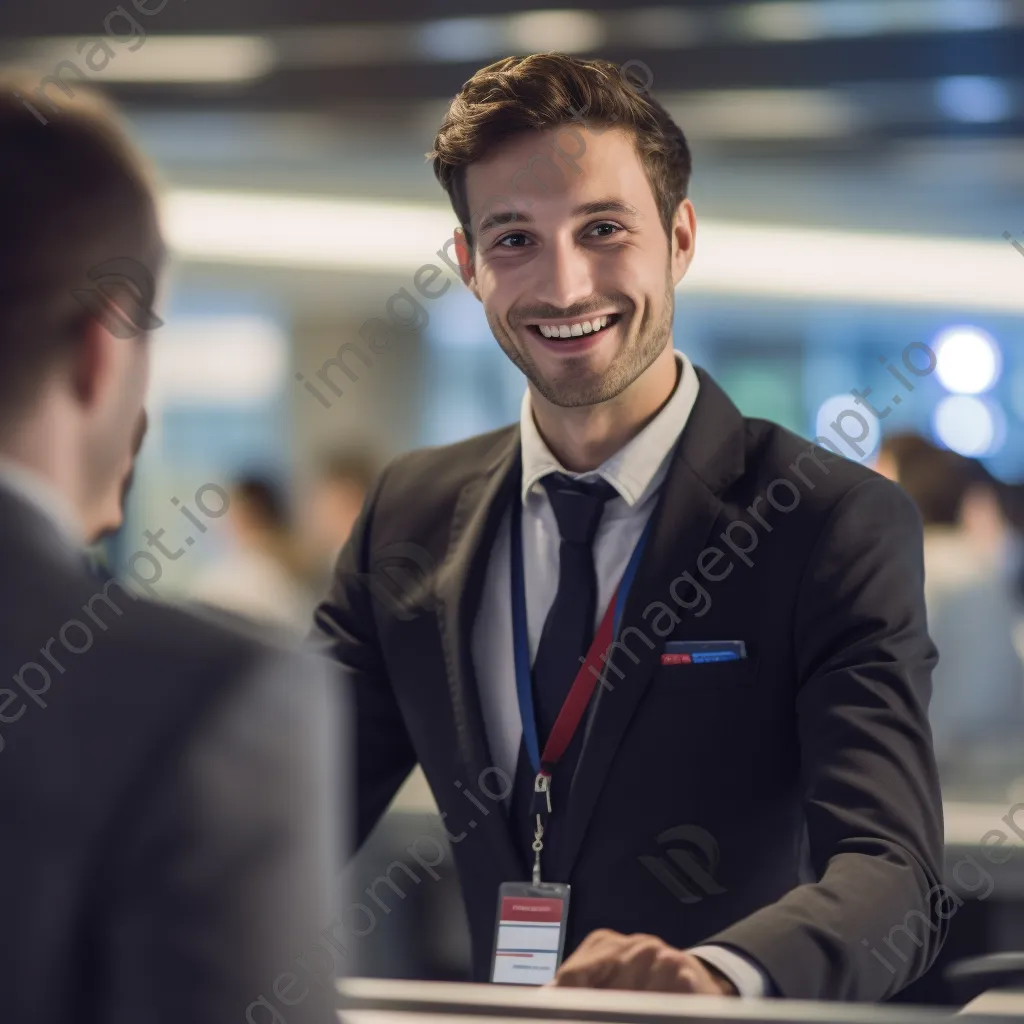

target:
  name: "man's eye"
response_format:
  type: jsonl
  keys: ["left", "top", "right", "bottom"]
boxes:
{"left": 589, "top": 222, "right": 621, "bottom": 238}
{"left": 497, "top": 232, "right": 530, "bottom": 248}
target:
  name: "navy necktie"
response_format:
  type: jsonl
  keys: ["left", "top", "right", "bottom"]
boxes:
{"left": 508, "top": 472, "right": 618, "bottom": 862}
{"left": 531, "top": 473, "right": 618, "bottom": 744}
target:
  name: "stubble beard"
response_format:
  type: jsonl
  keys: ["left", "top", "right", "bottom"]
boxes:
{"left": 489, "top": 283, "right": 674, "bottom": 409}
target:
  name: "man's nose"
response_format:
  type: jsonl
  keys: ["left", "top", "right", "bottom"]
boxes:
{"left": 532, "top": 235, "right": 596, "bottom": 312}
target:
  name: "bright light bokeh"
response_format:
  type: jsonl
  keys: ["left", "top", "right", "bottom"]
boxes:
{"left": 815, "top": 392, "right": 881, "bottom": 461}
{"left": 932, "top": 394, "right": 1006, "bottom": 456}
{"left": 933, "top": 325, "right": 1002, "bottom": 394}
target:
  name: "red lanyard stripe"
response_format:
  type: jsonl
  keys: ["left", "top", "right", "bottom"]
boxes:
{"left": 539, "top": 583, "right": 619, "bottom": 770}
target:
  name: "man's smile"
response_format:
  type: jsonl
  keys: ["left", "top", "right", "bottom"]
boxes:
{"left": 523, "top": 313, "right": 623, "bottom": 340}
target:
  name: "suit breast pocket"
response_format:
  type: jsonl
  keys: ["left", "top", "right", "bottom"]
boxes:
{"left": 653, "top": 655, "right": 759, "bottom": 689}
{"left": 642, "top": 657, "right": 760, "bottom": 740}
{"left": 631, "top": 656, "right": 763, "bottom": 766}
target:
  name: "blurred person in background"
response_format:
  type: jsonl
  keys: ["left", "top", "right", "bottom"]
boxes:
{"left": 876, "top": 433, "right": 1024, "bottom": 574}
{"left": 304, "top": 450, "right": 379, "bottom": 593}
{"left": 876, "top": 433, "right": 1024, "bottom": 778}
{"left": 0, "top": 75, "right": 340, "bottom": 1024}
{"left": 191, "top": 473, "right": 318, "bottom": 634}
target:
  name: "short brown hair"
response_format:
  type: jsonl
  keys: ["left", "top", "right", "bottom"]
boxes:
{"left": 430, "top": 53, "right": 691, "bottom": 246}
{"left": 0, "top": 70, "right": 164, "bottom": 432}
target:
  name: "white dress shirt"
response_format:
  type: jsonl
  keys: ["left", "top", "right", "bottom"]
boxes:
{"left": 470, "top": 350, "right": 768, "bottom": 998}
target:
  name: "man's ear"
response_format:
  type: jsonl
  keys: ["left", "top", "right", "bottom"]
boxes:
{"left": 454, "top": 227, "right": 481, "bottom": 301}
{"left": 70, "top": 314, "right": 116, "bottom": 408}
{"left": 670, "top": 199, "right": 697, "bottom": 287}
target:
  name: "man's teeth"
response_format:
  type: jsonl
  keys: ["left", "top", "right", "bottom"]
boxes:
{"left": 537, "top": 315, "right": 611, "bottom": 339}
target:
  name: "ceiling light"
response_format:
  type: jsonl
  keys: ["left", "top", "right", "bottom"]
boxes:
{"left": 935, "top": 76, "right": 1012, "bottom": 123}
{"left": 161, "top": 190, "right": 1024, "bottom": 314}
{"left": 504, "top": 10, "right": 605, "bottom": 53}
{"left": 19, "top": 36, "right": 274, "bottom": 83}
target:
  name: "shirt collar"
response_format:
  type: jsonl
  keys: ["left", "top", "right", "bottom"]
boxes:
{"left": 519, "top": 349, "right": 700, "bottom": 507}
{"left": 0, "top": 459, "right": 87, "bottom": 552}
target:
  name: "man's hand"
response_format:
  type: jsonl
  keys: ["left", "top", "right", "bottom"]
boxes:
{"left": 550, "top": 930, "right": 739, "bottom": 995}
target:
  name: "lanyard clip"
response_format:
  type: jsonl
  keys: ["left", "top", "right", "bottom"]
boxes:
{"left": 533, "top": 771, "right": 552, "bottom": 815}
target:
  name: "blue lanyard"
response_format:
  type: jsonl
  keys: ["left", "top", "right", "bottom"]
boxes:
{"left": 510, "top": 486, "right": 653, "bottom": 773}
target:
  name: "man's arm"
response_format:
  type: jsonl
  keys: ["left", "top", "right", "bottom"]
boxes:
{"left": 105, "top": 649, "right": 342, "bottom": 1024}
{"left": 308, "top": 466, "right": 418, "bottom": 847}
{"left": 702, "top": 476, "right": 948, "bottom": 1000}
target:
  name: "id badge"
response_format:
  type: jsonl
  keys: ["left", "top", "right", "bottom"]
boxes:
{"left": 490, "top": 881, "right": 571, "bottom": 986}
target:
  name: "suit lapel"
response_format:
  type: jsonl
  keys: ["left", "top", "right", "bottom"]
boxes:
{"left": 433, "top": 427, "right": 523, "bottom": 876}
{"left": 558, "top": 369, "right": 748, "bottom": 877}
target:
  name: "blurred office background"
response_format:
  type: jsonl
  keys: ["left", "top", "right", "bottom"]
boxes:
{"left": 3, "top": 0, "right": 1024, "bottom": 1003}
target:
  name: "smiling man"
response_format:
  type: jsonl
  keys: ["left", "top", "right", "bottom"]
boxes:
{"left": 314, "top": 53, "right": 946, "bottom": 1001}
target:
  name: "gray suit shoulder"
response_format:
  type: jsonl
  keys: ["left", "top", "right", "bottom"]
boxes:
{"left": 83, "top": 577, "right": 334, "bottom": 703}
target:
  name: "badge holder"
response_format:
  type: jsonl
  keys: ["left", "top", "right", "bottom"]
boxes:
{"left": 490, "top": 770, "right": 571, "bottom": 986}
{"left": 490, "top": 877, "right": 571, "bottom": 985}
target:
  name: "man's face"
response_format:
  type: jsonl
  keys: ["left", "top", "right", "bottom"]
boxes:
{"left": 461, "top": 126, "right": 694, "bottom": 408}
{"left": 88, "top": 405, "right": 148, "bottom": 544}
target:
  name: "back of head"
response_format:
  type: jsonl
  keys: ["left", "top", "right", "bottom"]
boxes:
{"left": 0, "top": 71, "right": 164, "bottom": 439}
{"left": 233, "top": 475, "right": 291, "bottom": 533}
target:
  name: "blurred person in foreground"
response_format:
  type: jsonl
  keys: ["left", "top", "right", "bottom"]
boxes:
{"left": 0, "top": 76, "right": 340, "bottom": 1024}
{"left": 876, "top": 433, "right": 1024, "bottom": 776}
{"left": 191, "top": 474, "right": 317, "bottom": 634}
{"left": 313, "top": 54, "right": 947, "bottom": 1000}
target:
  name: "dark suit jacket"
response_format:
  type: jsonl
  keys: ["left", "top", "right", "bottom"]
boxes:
{"left": 314, "top": 366, "right": 947, "bottom": 1001}
{"left": 0, "top": 483, "right": 341, "bottom": 1024}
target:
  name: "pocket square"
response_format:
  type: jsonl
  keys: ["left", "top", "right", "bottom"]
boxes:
{"left": 661, "top": 640, "right": 746, "bottom": 665}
